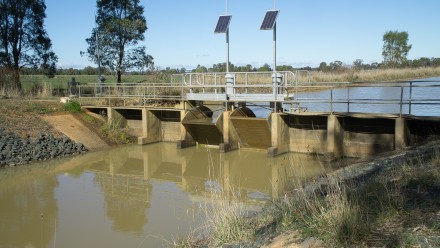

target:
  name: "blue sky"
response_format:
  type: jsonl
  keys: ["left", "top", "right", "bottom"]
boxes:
{"left": 45, "top": 0, "right": 440, "bottom": 70}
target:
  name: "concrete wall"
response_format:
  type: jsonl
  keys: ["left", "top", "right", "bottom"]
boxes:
{"left": 285, "top": 115, "right": 328, "bottom": 154}
{"left": 88, "top": 106, "right": 440, "bottom": 158}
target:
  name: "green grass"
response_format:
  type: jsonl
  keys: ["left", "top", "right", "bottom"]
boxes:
{"left": 63, "top": 100, "right": 81, "bottom": 113}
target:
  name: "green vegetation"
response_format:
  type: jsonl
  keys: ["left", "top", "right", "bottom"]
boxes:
{"left": 382, "top": 30, "right": 412, "bottom": 67}
{"left": 63, "top": 101, "right": 81, "bottom": 113}
{"left": 100, "top": 122, "right": 133, "bottom": 145}
{"left": 24, "top": 102, "right": 55, "bottom": 114}
{"left": 85, "top": 0, "right": 153, "bottom": 83}
{"left": 0, "top": 0, "right": 57, "bottom": 92}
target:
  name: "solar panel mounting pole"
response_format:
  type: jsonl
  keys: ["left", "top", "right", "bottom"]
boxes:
{"left": 260, "top": 9, "right": 280, "bottom": 111}
{"left": 226, "top": 0, "right": 229, "bottom": 73}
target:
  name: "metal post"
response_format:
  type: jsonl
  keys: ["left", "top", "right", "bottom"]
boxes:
{"left": 400, "top": 86, "right": 404, "bottom": 117}
{"left": 347, "top": 86, "right": 350, "bottom": 112}
{"left": 226, "top": 0, "right": 230, "bottom": 73}
{"left": 330, "top": 88, "right": 333, "bottom": 114}
{"left": 245, "top": 73, "right": 248, "bottom": 94}
{"left": 273, "top": 23, "right": 277, "bottom": 104}
{"left": 273, "top": 23, "right": 277, "bottom": 74}
{"left": 409, "top": 81, "right": 413, "bottom": 115}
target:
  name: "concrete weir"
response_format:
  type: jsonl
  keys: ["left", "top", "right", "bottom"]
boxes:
{"left": 84, "top": 105, "right": 440, "bottom": 158}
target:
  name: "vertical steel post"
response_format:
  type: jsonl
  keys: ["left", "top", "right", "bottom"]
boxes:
{"left": 409, "top": 81, "right": 413, "bottom": 115}
{"left": 226, "top": 0, "right": 229, "bottom": 73}
{"left": 399, "top": 86, "right": 404, "bottom": 117}
{"left": 273, "top": 23, "right": 277, "bottom": 107}
{"left": 330, "top": 88, "right": 333, "bottom": 114}
{"left": 347, "top": 86, "right": 350, "bottom": 113}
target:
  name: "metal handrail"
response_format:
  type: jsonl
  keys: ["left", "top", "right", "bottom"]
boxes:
{"left": 77, "top": 75, "right": 440, "bottom": 116}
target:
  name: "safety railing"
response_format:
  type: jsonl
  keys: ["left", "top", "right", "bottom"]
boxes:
{"left": 76, "top": 74, "right": 440, "bottom": 116}
{"left": 77, "top": 71, "right": 298, "bottom": 106}
{"left": 289, "top": 80, "right": 440, "bottom": 116}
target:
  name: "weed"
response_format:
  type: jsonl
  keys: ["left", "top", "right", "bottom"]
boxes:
{"left": 63, "top": 100, "right": 81, "bottom": 113}
{"left": 82, "top": 114, "right": 96, "bottom": 124}
{"left": 100, "top": 119, "right": 133, "bottom": 144}
{"left": 25, "top": 102, "right": 52, "bottom": 114}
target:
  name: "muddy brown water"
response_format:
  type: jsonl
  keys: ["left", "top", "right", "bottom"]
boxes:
{"left": 0, "top": 143, "right": 351, "bottom": 247}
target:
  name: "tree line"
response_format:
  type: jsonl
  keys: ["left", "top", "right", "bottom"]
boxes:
{"left": 18, "top": 56, "right": 440, "bottom": 77}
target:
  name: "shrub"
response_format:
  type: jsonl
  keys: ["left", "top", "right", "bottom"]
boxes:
{"left": 64, "top": 100, "right": 81, "bottom": 113}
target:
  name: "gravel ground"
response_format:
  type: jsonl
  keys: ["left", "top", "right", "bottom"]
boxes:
{"left": 0, "top": 99, "right": 65, "bottom": 138}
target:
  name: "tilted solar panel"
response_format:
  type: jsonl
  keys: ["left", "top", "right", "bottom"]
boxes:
{"left": 260, "top": 10, "right": 279, "bottom": 30}
{"left": 215, "top": 15, "right": 232, "bottom": 33}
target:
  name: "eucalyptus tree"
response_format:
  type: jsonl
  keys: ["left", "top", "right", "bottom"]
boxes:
{"left": 382, "top": 31, "right": 412, "bottom": 67}
{"left": 0, "top": 0, "right": 57, "bottom": 91}
{"left": 86, "top": 0, "right": 153, "bottom": 83}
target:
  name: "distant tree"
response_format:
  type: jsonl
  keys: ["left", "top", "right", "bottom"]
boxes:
{"left": 329, "top": 61, "right": 345, "bottom": 72}
{"left": 83, "top": 66, "right": 98, "bottom": 75}
{"left": 0, "top": 0, "right": 57, "bottom": 91}
{"left": 277, "top": 65, "right": 294, "bottom": 71}
{"left": 86, "top": 0, "right": 154, "bottom": 84}
{"left": 193, "top": 65, "right": 207, "bottom": 73}
{"left": 318, "top": 62, "right": 329, "bottom": 72}
{"left": 382, "top": 30, "right": 412, "bottom": 67}
{"left": 431, "top": 58, "right": 440, "bottom": 67}
{"left": 257, "top": 63, "right": 272, "bottom": 72}
{"left": 352, "top": 59, "right": 364, "bottom": 70}
{"left": 411, "top": 57, "right": 431, "bottom": 68}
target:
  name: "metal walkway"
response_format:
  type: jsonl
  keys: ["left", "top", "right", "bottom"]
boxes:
{"left": 77, "top": 72, "right": 440, "bottom": 117}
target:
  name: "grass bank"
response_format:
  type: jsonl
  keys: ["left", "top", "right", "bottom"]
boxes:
{"left": 178, "top": 144, "right": 440, "bottom": 247}
{"left": 0, "top": 99, "right": 134, "bottom": 145}
{"left": 310, "top": 66, "right": 440, "bottom": 83}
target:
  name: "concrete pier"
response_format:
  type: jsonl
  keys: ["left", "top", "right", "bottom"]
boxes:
{"left": 85, "top": 105, "right": 440, "bottom": 158}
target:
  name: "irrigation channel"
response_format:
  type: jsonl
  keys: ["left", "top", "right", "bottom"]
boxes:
{"left": 0, "top": 143, "right": 354, "bottom": 247}
{"left": 1, "top": 77, "right": 439, "bottom": 247}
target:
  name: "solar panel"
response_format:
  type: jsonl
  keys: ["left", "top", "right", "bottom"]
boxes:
{"left": 260, "top": 10, "right": 279, "bottom": 30}
{"left": 214, "top": 15, "right": 232, "bottom": 33}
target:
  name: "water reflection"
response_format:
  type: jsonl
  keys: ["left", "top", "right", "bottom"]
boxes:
{"left": 0, "top": 143, "right": 345, "bottom": 247}
{"left": 0, "top": 163, "right": 59, "bottom": 248}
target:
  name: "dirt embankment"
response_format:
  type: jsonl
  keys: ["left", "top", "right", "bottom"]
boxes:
{"left": 0, "top": 99, "right": 110, "bottom": 151}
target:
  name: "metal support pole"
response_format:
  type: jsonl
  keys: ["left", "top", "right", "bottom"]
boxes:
{"left": 409, "top": 82, "right": 413, "bottom": 115}
{"left": 330, "top": 88, "right": 333, "bottom": 114}
{"left": 347, "top": 86, "right": 350, "bottom": 112}
{"left": 400, "top": 86, "right": 404, "bottom": 117}
{"left": 226, "top": 0, "right": 230, "bottom": 73}
{"left": 226, "top": 30, "right": 230, "bottom": 73}
{"left": 272, "top": 23, "right": 277, "bottom": 103}
{"left": 273, "top": 23, "right": 277, "bottom": 74}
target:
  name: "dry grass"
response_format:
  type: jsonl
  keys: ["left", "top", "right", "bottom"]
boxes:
{"left": 177, "top": 144, "right": 440, "bottom": 248}
{"left": 267, "top": 146, "right": 440, "bottom": 247}
{"left": 310, "top": 66, "right": 440, "bottom": 83}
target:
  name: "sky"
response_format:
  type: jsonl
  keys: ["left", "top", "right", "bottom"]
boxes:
{"left": 44, "top": 0, "right": 440, "bottom": 70}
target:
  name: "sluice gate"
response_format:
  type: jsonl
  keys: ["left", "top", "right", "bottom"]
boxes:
{"left": 229, "top": 107, "right": 272, "bottom": 149}
{"left": 181, "top": 106, "right": 224, "bottom": 145}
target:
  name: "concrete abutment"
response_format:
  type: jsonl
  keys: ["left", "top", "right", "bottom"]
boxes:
{"left": 84, "top": 106, "right": 440, "bottom": 158}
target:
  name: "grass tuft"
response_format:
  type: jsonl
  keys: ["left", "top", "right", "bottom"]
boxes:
{"left": 63, "top": 100, "right": 81, "bottom": 113}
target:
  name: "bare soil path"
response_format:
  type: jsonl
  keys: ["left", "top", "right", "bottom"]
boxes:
{"left": 43, "top": 114, "right": 109, "bottom": 150}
